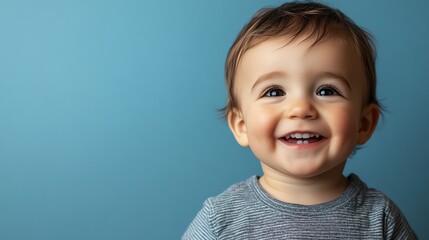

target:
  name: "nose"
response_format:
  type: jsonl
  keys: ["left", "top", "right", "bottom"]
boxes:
{"left": 286, "top": 97, "right": 318, "bottom": 120}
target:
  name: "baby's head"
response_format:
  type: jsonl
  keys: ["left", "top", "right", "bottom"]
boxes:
{"left": 223, "top": 1, "right": 381, "bottom": 178}
{"left": 224, "top": 1, "right": 380, "bottom": 116}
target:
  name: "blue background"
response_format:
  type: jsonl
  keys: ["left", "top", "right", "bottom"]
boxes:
{"left": 0, "top": 0, "right": 428, "bottom": 239}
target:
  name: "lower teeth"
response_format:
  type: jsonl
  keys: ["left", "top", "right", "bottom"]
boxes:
{"left": 297, "top": 140, "right": 309, "bottom": 144}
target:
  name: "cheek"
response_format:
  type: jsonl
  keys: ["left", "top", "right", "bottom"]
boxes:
{"left": 330, "top": 106, "right": 361, "bottom": 142}
{"left": 245, "top": 107, "right": 278, "bottom": 140}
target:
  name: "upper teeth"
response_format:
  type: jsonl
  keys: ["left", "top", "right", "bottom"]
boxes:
{"left": 285, "top": 133, "right": 320, "bottom": 139}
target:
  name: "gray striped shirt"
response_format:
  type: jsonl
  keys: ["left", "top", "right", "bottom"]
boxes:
{"left": 183, "top": 174, "right": 417, "bottom": 239}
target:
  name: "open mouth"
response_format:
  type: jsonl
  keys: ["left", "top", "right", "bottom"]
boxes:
{"left": 281, "top": 132, "right": 325, "bottom": 145}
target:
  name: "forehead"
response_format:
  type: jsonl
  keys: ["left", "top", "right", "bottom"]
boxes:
{"left": 235, "top": 34, "right": 365, "bottom": 88}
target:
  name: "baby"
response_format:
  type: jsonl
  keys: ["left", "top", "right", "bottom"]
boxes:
{"left": 183, "top": 1, "right": 417, "bottom": 239}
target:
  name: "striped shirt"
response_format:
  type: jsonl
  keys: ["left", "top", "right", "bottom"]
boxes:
{"left": 183, "top": 174, "right": 417, "bottom": 239}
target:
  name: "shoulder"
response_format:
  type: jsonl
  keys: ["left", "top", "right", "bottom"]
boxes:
{"left": 200, "top": 177, "right": 261, "bottom": 233}
{"left": 348, "top": 174, "right": 418, "bottom": 239}
{"left": 344, "top": 174, "right": 402, "bottom": 226}
{"left": 347, "top": 174, "right": 401, "bottom": 220}
{"left": 348, "top": 174, "right": 396, "bottom": 209}
{"left": 205, "top": 176, "right": 257, "bottom": 214}
{"left": 183, "top": 177, "right": 263, "bottom": 239}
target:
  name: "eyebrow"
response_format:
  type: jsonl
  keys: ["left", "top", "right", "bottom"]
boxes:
{"left": 317, "top": 72, "right": 352, "bottom": 91}
{"left": 251, "top": 71, "right": 286, "bottom": 93}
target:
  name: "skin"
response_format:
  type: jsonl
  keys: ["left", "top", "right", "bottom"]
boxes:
{"left": 228, "top": 35, "right": 379, "bottom": 205}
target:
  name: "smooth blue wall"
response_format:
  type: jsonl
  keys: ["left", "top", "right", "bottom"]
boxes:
{"left": 0, "top": 1, "right": 427, "bottom": 239}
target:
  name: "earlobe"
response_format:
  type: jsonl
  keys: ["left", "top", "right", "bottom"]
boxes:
{"left": 227, "top": 108, "right": 249, "bottom": 147}
{"left": 357, "top": 104, "right": 380, "bottom": 145}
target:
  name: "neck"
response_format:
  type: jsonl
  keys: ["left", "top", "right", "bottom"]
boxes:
{"left": 259, "top": 164, "right": 348, "bottom": 205}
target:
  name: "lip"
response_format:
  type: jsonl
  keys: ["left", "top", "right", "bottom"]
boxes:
{"left": 278, "top": 131, "right": 327, "bottom": 149}
{"left": 281, "top": 130, "right": 325, "bottom": 138}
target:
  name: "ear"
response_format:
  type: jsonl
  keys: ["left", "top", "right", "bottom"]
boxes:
{"left": 227, "top": 108, "right": 249, "bottom": 147}
{"left": 357, "top": 103, "right": 380, "bottom": 145}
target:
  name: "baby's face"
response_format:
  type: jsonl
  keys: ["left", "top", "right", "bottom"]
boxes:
{"left": 229, "top": 35, "right": 377, "bottom": 179}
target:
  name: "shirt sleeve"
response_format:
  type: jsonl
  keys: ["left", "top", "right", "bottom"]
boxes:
{"left": 385, "top": 200, "right": 418, "bottom": 240}
{"left": 182, "top": 199, "right": 217, "bottom": 240}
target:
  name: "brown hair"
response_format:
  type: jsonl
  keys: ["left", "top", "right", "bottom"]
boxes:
{"left": 222, "top": 1, "right": 380, "bottom": 117}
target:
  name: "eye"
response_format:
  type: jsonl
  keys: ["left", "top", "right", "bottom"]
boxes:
{"left": 263, "top": 87, "right": 285, "bottom": 97}
{"left": 316, "top": 85, "right": 341, "bottom": 96}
